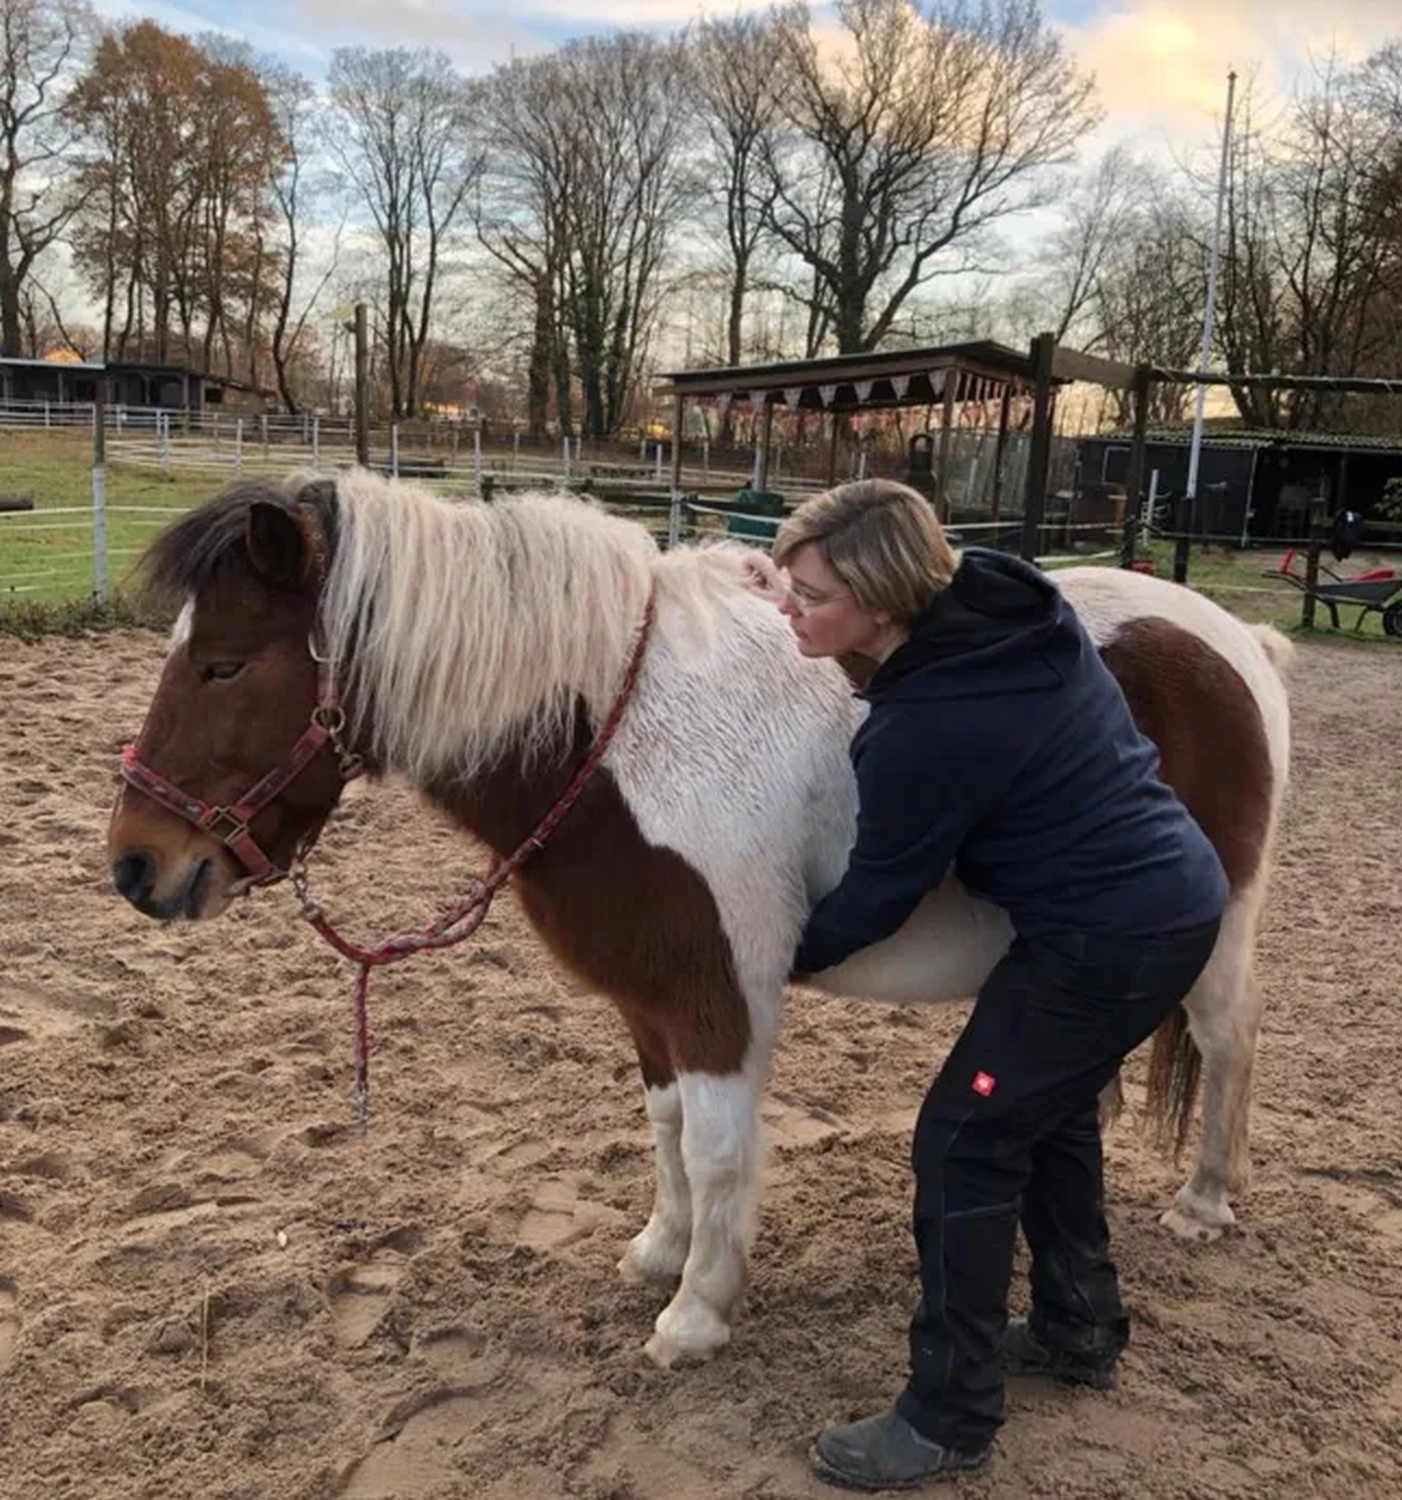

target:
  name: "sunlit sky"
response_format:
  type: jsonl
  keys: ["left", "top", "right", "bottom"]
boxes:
{"left": 91, "top": 0, "right": 1399, "bottom": 162}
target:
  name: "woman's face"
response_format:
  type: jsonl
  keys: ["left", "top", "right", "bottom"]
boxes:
{"left": 778, "top": 542, "right": 896, "bottom": 660}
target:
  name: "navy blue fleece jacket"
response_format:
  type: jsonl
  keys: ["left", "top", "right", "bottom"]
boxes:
{"left": 792, "top": 548, "right": 1228, "bottom": 976}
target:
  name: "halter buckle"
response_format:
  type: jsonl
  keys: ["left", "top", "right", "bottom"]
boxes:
{"left": 204, "top": 807, "right": 251, "bottom": 847}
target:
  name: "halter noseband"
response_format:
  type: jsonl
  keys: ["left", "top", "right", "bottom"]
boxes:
{"left": 120, "top": 645, "right": 363, "bottom": 889}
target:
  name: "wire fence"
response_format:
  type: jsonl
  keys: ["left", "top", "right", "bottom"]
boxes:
{"left": 6, "top": 404, "right": 1381, "bottom": 634}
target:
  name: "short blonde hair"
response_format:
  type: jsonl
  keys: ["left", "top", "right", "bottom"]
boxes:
{"left": 772, "top": 479, "right": 958, "bottom": 621}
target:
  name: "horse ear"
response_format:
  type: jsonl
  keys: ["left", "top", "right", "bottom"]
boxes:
{"left": 246, "top": 502, "right": 310, "bottom": 589}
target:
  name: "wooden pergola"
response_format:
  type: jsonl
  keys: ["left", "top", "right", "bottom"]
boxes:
{"left": 659, "top": 332, "right": 1402, "bottom": 564}
{"left": 655, "top": 337, "right": 1086, "bottom": 558}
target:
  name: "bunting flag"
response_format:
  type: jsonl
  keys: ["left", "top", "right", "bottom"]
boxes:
{"left": 750, "top": 391, "right": 767, "bottom": 414}
{"left": 854, "top": 379, "right": 874, "bottom": 403}
{"left": 892, "top": 373, "right": 911, "bottom": 399}
{"left": 783, "top": 386, "right": 804, "bottom": 408}
{"left": 715, "top": 392, "right": 731, "bottom": 415}
{"left": 928, "top": 369, "right": 946, "bottom": 398}
{"left": 818, "top": 383, "right": 838, "bottom": 407}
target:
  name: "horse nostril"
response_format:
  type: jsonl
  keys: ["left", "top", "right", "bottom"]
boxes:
{"left": 112, "top": 851, "right": 156, "bottom": 905}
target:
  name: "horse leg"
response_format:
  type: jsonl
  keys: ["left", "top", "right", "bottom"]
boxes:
{"left": 1160, "top": 896, "right": 1264, "bottom": 1242}
{"left": 617, "top": 1025, "right": 692, "bottom": 1287}
{"left": 637, "top": 956, "right": 783, "bottom": 1370}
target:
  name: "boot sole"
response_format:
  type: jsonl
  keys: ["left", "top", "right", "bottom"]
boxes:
{"left": 809, "top": 1442, "right": 990, "bottom": 1492}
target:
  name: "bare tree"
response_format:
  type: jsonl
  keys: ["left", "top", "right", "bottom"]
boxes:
{"left": 266, "top": 67, "right": 340, "bottom": 413}
{"left": 1030, "top": 145, "right": 1145, "bottom": 346}
{"left": 687, "top": 15, "right": 783, "bottom": 370}
{"left": 0, "top": 0, "right": 92, "bottom": 357}
{"left": 557, "top": 34, "right": 691, "bottom": 437}
{"left": 327, "top": 47, "right": 483, "bottom": 418}
{"left": 760, "top": 0, "right": 1098, "bottom": 354}
{"left": 1214, "top": 62, "right": 1401, "bottom": 428}
{"left": 476, "top": 35, "right": 689, "bottom": 439}
{"left": 474, "top": 51, "right": 576, "bottom": 437}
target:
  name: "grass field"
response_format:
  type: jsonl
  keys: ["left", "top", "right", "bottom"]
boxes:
{"left": 1, "top": 427, "right": 1395, "bottom": 644}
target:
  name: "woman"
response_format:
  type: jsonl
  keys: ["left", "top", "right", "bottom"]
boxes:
{"left": 770, "top": 479, "right": 1226, "bottom": 1491}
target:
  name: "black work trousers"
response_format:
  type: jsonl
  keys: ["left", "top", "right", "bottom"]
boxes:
{"left": 894, "top": 920, "right": 1220, "bottom": 1452}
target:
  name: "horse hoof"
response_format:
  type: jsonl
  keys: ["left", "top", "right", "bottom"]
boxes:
{"left": 1159, "top": 1200, "right": 1232, "bottom": 1244}
{"left": 644, "top": 1300, "right": 731, "bottom": 1369}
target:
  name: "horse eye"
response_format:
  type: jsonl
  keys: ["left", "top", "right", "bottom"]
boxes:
{"left": 200, "top": 662, "right": 245, "bottom": 683}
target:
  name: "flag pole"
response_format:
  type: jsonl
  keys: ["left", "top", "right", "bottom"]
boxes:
{"left": 1184, "top": 68, "right": 1238, "bottom": 540}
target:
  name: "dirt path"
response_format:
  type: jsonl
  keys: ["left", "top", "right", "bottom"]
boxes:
{"left": 1, "top": 630, "right": 1398, "bottom": 1500}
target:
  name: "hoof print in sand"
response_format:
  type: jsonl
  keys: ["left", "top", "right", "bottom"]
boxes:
{"left": 328, "top": 1226, "right": 425, "bottom": 1348}
{"left": 339, "top": 1385, "right": 487, "bottom": 1499}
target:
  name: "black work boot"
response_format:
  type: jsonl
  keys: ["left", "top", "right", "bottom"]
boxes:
{"left": 999, "top": 1315, "right": 1119, "bottom": 1390}
{"left": 810, "top": 1406, "right": 991, "bottom": 1492}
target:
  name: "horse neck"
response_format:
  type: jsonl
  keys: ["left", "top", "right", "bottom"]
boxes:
{"left": 421, "top": 704, "right": 593, "bottom": 861}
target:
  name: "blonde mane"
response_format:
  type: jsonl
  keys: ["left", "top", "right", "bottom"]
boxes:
{"left": 323, "top": 473, "right": 659, "bottom": 784}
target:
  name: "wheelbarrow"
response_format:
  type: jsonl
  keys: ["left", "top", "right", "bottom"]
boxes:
{"left": 1264, "top": 549, "right": 1402, "bottom": 636}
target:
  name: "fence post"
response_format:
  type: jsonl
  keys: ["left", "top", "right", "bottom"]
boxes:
{"left": 667, "top": 394, "right": 684, "bottom": 549}
{"left": 562, "top": 433, "right": 571, "bottom": 483}
{"left": 1301, "top": 501, "right": 1327, "bottom": 630}
{"left": 160, "top": 411, "right": 171, "bottom": 477}
{"left": 473, "top": 424, "right": 483, "bottom": 495}
{"left": 1120, "top": 364, "right": 1151, "bottom": 568}
{"left": 93, "top": 391, "right": 108, "bottom": 603}
{"left": 261, "top": 412, "right": 269, "bottom": 461}
{"left": 235, "top": 417, "right": 244, "bottom": 473}
{"left": 391, "top": 422, "right": 400, "bottom": 478}
{"left": 43, "top": 399, "right": 50, "bottom": 430}
{"left": 312, "top": 414, "right": 321, "bottom": 468}
{"left": 512, "top": 428, "right": 520, "bottom": 467}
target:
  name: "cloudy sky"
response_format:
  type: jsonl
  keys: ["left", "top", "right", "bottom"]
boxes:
{"left": 89, "top": 0, "right": 1399, "bottom": 162}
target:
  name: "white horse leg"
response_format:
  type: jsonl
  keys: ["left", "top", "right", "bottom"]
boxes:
{"left": 1161, "top": 896, "right": 1264, "bottom": 1242}
{"left": 644, "top": 1054, "right": 766, "bottom": 1368}
{"left": 618, "top": 1079, "right": 692, "bottom": 1286}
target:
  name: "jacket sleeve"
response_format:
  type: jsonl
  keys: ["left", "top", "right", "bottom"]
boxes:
{"left": 792, "top": 706, "right": 1000, "bottom": 976}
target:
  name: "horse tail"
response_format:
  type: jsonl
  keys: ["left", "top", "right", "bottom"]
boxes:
{"left": 1250, "top": 623, "right": 1296, "bottom": 676}
{"left": 1144, "top": 1004, "right": 1202, "bottom": 1158}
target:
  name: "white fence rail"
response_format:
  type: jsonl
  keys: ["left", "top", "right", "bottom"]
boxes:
{"left": 2, "top": 409, "right": 1099, "bottom": 607}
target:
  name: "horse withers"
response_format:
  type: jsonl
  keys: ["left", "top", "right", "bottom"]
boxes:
{"left": 107, "top": 472, "right": 1292, "bottom": 1369}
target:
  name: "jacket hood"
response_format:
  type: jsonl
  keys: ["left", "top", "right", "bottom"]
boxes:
{"left": 864, "top": 548, "right": 1071, "bottom": 703}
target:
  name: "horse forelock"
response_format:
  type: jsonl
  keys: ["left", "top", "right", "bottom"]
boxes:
{"left": 141, "top": 476, "right": 341, "bottom": 605}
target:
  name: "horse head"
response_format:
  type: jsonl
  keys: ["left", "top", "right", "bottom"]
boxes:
{"left": 108, "top": 480, "right": 356, "bottom": 921}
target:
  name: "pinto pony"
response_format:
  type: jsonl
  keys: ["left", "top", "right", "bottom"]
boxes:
{"left": 107, "top": 473, "right": 1292, "bottom": 1369}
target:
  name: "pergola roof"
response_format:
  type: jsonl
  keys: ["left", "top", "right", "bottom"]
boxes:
{"left": 655, "top": 339, "right": 1069, "bottom": 413}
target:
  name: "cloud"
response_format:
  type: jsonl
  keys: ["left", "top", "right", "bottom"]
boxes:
{"left": 1062, "top": 0, "right": 1399, "bottom": 153}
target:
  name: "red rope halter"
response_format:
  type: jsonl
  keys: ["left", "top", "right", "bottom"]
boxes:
{"left": 293, "top": 588, "right": 657, "bottom": 1131}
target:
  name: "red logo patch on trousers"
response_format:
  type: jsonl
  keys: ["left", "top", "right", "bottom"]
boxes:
{"left": 972, "top": 1071, "right": 997, "bottom": 1097}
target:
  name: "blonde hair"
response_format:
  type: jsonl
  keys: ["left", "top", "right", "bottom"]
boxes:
{"left": 772, "top": 479, "right": 958, "bottom": 621}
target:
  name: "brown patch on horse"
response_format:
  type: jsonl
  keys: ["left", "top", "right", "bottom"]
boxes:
{"left": 428, "top": 713, "right": 751, "bottom": 1085}
{"left": 1100, "top": 617, "right": 1273, "bottom": 891}
{"left": 1100, "top": 615, "right": 1274, "bottom": 1157}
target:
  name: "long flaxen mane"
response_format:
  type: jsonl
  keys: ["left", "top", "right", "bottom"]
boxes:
{"left": 322, "top": 472, "right": 662, "bottom": 783}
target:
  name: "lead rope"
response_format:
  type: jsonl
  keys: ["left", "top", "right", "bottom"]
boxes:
{"left": 291, "top": 590, "right": 657, "bottom": 1132}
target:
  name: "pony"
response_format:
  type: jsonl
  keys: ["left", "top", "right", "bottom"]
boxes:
{"left": 106, "top": 471, "right": 1292, "bottom": 1370}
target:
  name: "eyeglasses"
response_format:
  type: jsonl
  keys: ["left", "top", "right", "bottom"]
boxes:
{"left": 786, "top": 581, "right": 852, "bottom": 614}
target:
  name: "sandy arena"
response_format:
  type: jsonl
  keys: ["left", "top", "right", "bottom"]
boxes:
{"left": 1, "top": 627, "right": 1399, "bottom": 1500}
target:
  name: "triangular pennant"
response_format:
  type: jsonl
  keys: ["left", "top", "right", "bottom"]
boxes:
{"left": 715, "top": 392, "right": 731, "bottom": 415}
{"left": 783, "top": 386, "right": 804, "bottom": 408}
{"left": 750, "top": 391, "right": 767, "bottom": 414}
{"left": 854, "top": 379, "right": 874, "bottom": 403}
{"left": 818, "top": 383, "right": 838, "bottom": 407}
{"left": 929, "top": 369, "right": 946, "bottom": 398}
{"left": 892, "top": 374, "right": 911, "bottom": 399}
